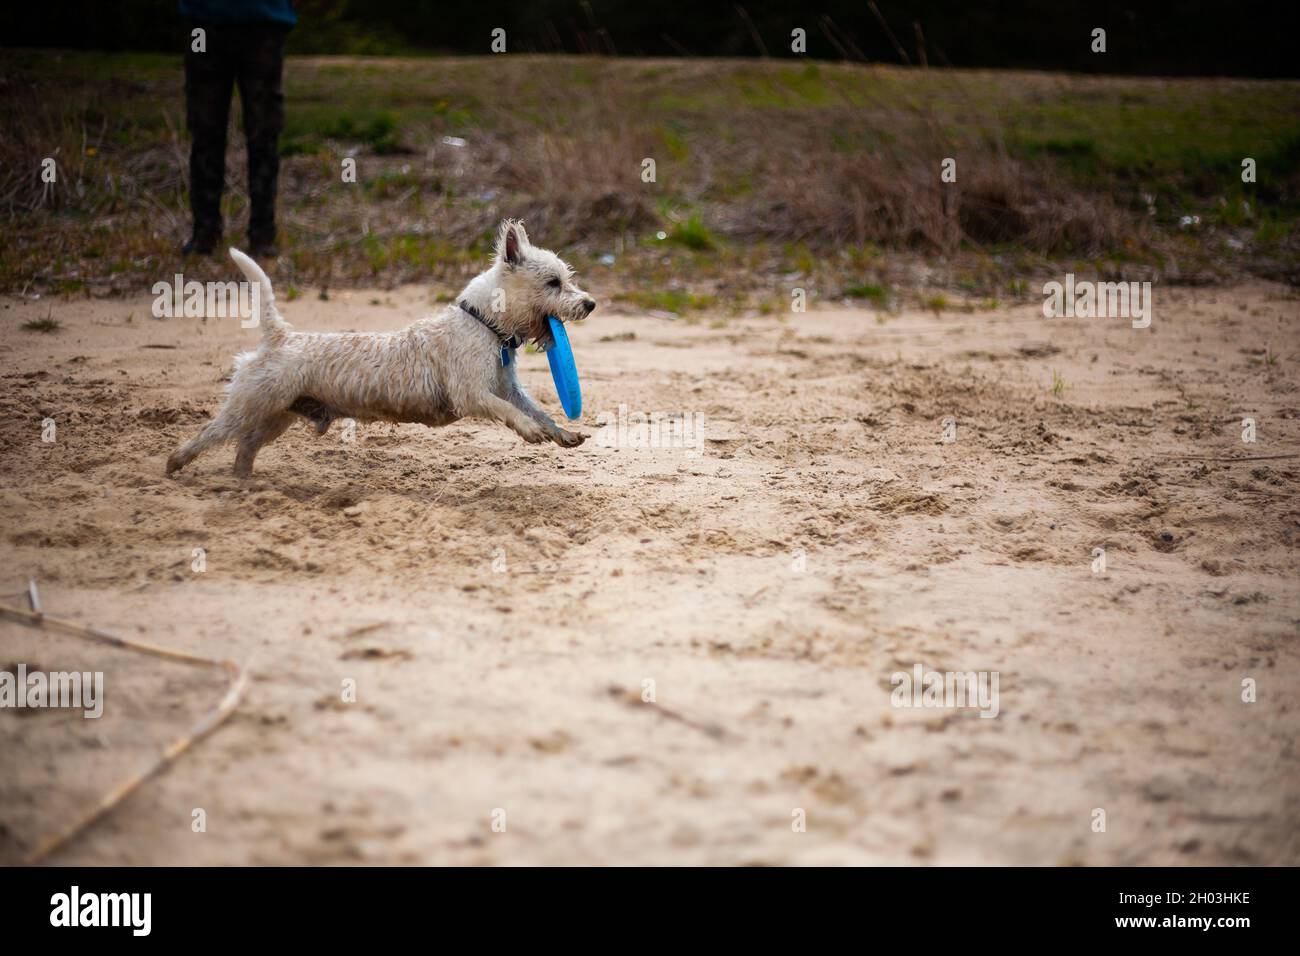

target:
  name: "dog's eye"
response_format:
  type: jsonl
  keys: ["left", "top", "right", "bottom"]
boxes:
{"left": 547, "top": 278, "right": 561, "bottom": 289}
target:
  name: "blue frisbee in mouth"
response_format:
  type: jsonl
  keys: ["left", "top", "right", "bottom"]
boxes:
{"left": 545, "top": 315, "right": 582, "bottom": 420}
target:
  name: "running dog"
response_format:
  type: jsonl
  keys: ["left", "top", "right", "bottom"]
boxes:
{"left": 166, "top": 220, "right": 595, "bottom": 477}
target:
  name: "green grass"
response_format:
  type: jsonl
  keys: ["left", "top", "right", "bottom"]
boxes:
{"left": 1248, "top": 347, "right": 1281, "bottom": 368}
{"left": 358, "top": 233, "right": 474, "bottom": 274}
{"left": 616, "top": 289, "right": 717, "bottom": 314}
{"left": 844, "top": 282, "right": 890, "bottom": 306}
{"left": 22, "top": 315, "right": 62, "bottom": 333}
{"left": 283, "top": 110, "right": 409, "bottom": 156}
{"left": 922, "top": 293, "right": 950, "bottom": 313}
{"left": 666, "top": 215, "right": 717, "bottom": 251}
{"left": 3, "top": 50, "right": 1297, "bottom": 295}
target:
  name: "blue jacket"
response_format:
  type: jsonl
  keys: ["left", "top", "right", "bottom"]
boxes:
{"left": 179, "top": 1, "right": 297, "bottom": 27}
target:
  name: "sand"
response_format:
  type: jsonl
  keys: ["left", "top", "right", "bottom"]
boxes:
{"left": 1, "top": 280, "right": 1297, "bottom": 865}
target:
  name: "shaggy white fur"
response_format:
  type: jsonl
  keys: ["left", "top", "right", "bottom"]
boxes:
{"left": 166, "top": 220, "right": 595, "bottom": 477}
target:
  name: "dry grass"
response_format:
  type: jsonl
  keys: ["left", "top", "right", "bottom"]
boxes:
{"left": 3, "top": 51, "right": 1297, "bottom": 302}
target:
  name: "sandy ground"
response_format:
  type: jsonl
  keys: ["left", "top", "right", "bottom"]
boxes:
{"left": 1, "top": 278, "right": 1298, "bottom": 866}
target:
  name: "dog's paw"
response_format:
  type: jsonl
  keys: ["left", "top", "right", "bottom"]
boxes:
{"left": 518, "top": 423, "right": 549, "bottom": 444}
{"left": 554, "top": 429, "right": 587, "bottom": 447}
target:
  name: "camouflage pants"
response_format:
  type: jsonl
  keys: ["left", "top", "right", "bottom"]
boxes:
{"left": 184, "top": 23, "right": 287, "bottom": 247}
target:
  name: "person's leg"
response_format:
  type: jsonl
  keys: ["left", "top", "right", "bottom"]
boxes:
{"left": 184, "top": 24, "right": 235, "bottom": 253}
{"left": 235, "top": 26, "right": 287, "bottom": 255}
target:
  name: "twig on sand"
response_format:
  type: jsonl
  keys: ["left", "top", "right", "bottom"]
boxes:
{"left": 340, "top": 621, "right": 392, "bottom": 640}
{"left": 605, "top": 684, "right": 736, "bottom": 741}
{"left": 0, "top": 599, "right": 248, "bottom": 865}
{"left": 1170, "top": 454, "right": 1298, "bottom": 463}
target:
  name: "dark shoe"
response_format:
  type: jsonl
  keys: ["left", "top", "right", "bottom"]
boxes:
{"left": 182, "top": 235, "right": 218, "bottom": 257}
{"left": 249, "top": 216, "right": 278, "bottom": 258}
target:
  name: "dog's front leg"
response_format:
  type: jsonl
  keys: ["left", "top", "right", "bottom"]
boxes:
{"left": 474, "top": 394, "right": 554, "bottom": 444}
{"left": 508, "top": 383, "right": 586, "bottom": 447}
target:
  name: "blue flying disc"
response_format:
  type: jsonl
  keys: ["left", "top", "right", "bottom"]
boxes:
{"left": 545, "top": 316, "right": 582, "bottom": 420}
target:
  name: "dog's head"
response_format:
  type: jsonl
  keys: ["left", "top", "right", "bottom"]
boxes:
{"left": 490, "top": 219, "right": 596, "bottom": 344}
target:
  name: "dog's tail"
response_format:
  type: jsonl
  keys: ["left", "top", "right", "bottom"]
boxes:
{"left": 229, "top": 247, "right": 292, "bottom": 344}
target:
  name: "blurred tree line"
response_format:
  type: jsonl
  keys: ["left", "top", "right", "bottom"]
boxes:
{"left": 10, "top": 0, "right": 1296, "bottom": 77}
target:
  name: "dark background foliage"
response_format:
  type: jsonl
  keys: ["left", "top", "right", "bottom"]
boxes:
{"left": 8, "top": 0, "right": 1297, "bottom": 77}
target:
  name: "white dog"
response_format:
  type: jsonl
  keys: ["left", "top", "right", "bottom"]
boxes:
{"left": 167, "top": 220, "right": 595, "bottom": 477}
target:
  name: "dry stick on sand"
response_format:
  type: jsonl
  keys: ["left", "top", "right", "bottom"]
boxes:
{"left": 605, "top": 685, "right": 735, "bottom": 742}
{"left": 1170, "top": 454, "right": 1299, "bottom": 462}
{"left": 0, "top": 600, "right": 248, "bottom": 865}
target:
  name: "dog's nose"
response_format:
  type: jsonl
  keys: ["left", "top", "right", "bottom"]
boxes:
{"left": 582, "top": 299, "right": 596, "bottom": 315}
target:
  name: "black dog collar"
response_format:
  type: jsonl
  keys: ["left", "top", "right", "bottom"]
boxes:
{"left": 460, "top": 300, "right": 521, "bottom": 367}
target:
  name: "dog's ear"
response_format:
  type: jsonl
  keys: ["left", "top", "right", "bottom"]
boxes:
{"left": 497, "top": 219, "right": 528, "bottom": 267}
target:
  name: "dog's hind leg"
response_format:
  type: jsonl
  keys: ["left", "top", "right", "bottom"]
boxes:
{"left": 233, "top": 411, "right": 295, "bottom": 477}
{"left": 166, "top": 412, "right": 244, "bottom": 475}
